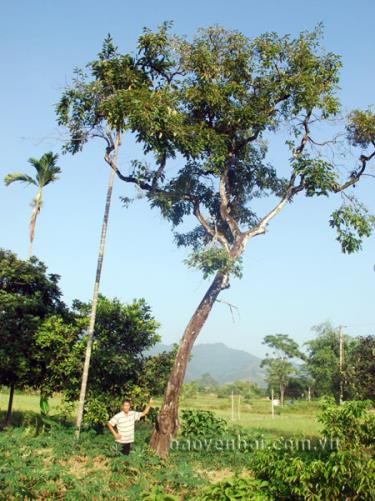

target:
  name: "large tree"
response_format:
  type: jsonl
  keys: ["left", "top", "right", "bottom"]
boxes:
{"left": 304, "top": 322, "right": 355, "bottom": 401}
{"left": 261, "top": 334, "right": 304, "bottom": 405}
{"left": 344, "top": 335, "right": 375, "bottom": 402}
{"left": 61, "top": 295, "right": 174, "bottom": 428}
{"left": 4, "top": 152, "right": 61, "bottom": 257}
{"left": 58, "top": 25, "right": 375, "bottom": 457}
{"left": 0, "top": 249, "right": 65, "bottom": 424}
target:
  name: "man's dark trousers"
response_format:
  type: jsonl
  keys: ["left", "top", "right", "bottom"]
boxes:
{"left": 121, "top": 443, "right": 131, "bottom": 455}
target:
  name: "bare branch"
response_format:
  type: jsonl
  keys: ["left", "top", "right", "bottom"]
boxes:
{"left": 215, "top": 299, "right": 240, "bottom": 322}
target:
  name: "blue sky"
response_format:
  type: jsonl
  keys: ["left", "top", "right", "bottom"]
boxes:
{"left": 1, "top": 0, "right": 374, "bottom": 358}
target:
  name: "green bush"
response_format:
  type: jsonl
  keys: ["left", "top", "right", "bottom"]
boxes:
{"left": 180, "top": 410, "right": 227, "bottom": 439}
{"left": 249, "top": 447, "right": 374, "bottom": 500}
{"left": 318, "top": 398, "right": 375, "bottom": 449}
{"left": 244, "top": 399, "right": 375, "bottom": 500}
{"left": 83, "top": 397, "right": 110, "bottom": 432}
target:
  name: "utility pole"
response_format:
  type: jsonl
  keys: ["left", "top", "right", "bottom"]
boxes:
{"left": 237, "top": 394, "right": 240, "bottom": 421}
{"left": 271, "top": 388, "right": 274, "bottom": 419}
{"left": 339, "top": 325, "right": 346, "bottom": 405}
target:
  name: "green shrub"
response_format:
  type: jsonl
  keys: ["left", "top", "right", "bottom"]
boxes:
{"left": 180, "top": 410, "right": 227, "bottom": 438}
{"left": 245, "top": 400, "right": 375, "bottom": 500}
{"left": 83, "top": 397, "right": 110, "bottom": 432}
{"left": 249, "top": 447, "right": 375, "bottom": 500}
{"left": 318, "top": 398, "right": 375, "bottom": 449}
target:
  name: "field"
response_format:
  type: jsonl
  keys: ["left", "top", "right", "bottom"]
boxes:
{"left": 0, "top": 391, "right": 322, "bottom": 440}
{"left": 0, "top": 391, "right": 326, "bottom": 500}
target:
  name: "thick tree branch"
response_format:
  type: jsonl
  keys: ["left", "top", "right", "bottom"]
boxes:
{"left": 246, "top": 190, "right": 292, "bottom": 238}
{"left": 219, "top": 166, "right": 241, "bottom": 239}
{"left": 245, "top": 113, "right": 312, "bottom": 238}
{"left": 333, "top": 149, "right": 375, "bottom": 193}
{"left": 193, "top": 202, "right": 230, "bottom": 251}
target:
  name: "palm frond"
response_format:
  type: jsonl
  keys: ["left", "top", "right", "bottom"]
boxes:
{"left": 28, "top": 152, "right": 61, "bottom": 187}
{"left": 4, "top": 172, "right": 37, "bottom": 187}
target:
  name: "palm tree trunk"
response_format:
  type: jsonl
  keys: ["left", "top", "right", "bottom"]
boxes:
{"left": 75, "top": 137, "right": 119, "bottom": 438}
{"left": 280, "top": 383, "right": 285, "bottom": 406}
{"left": 5, "top": 383, "right": 15, "bottom": 426}
{"left": 149, "top": 271, "right": 229, "bottom": 457}
{"left": 29, "top": 189, "right": 42, "bottom": 258}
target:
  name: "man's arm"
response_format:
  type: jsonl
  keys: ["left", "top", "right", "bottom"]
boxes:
{"left": 140, "top": 397, "right": 154, "bottom": 418}
{"left": 107, "top": 422, "right": 121, "bottom": 441}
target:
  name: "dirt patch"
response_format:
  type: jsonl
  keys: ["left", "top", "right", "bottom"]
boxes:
{"left": 59, "top": 454, "right": 109, "bottom": 479}
{"left": 195, "top": 466, "right": 254, "bottom": 483}
{"left": 59, "top": 455, "right": 88, "bottom": 479}
{"left": 33, "top": 447, "right": 54, "bottom": 466}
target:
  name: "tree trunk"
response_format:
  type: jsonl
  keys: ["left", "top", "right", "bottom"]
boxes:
{"left": 149, "top": 271, "right": 229, "bottom": 457}
{"left": 5, "top": 383, "right": 15, "bottom": 426}
{"left": 29, "top": 189, "right": 42, "bottom": 258}
{"left": 280, "top": 383, "right": 285, "bottom": 406}
{"left": 75, "top": 143, "right": 119, "bottom": 438}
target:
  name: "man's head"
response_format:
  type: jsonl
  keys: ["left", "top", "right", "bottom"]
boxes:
{"left": 122, "top": 399, "right": 131, "bottom": 412}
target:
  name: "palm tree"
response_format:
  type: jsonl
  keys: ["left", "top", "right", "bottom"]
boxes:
{"left": 4, "top": 152, "right": 61, "bottom": 257}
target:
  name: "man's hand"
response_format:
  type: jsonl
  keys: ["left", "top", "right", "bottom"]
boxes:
{"left": 141, "top": 397, "right": 154, "bottom": 417}
{"left": 107, "top": 422, "right": 122, "bottom": 441}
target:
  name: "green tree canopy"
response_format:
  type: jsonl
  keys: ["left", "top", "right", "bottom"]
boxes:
{"left": 0, "top": 249, "right": 66, "bottom": 422}
{"left": 262, "top": 334, "right": 304, "bottom": 405}
{"left": 344, "top": 335, "right": 375, "bottom": 402}
{"left": 62, "top": 295, "right": 174, "bottom": 426}
{"left": 304, "top": 322, "right": 356, "bottom": 401}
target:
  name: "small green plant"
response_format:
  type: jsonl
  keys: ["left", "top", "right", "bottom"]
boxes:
{"left": 197, "top": 476, "right": 271, "bottom": 501}
{"left": 141, "top": 485, "right": 180, "bottom": 500}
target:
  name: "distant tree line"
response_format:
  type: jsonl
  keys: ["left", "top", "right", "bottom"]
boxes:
{"left": 182, "top": 327, "right": 374, "bottom": 406}
{"left": 261, "top": 326, "right": 374, "bottom": 404}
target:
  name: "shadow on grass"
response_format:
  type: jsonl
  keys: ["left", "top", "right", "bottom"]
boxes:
{"left": 0, "top": 409, "right": 74, "bottom": 430}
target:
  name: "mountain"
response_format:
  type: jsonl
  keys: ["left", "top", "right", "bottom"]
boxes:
{"left": 146, "top": 342, "right": 266, "bottom": 386}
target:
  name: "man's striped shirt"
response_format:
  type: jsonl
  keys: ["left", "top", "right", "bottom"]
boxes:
{"left": 109, "top": 410, "right": 142, "bottom": 443}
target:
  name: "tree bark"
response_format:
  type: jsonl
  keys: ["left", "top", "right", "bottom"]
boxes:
{"left": 29, "top": 189, "right": 42, "bottom": 258}
{"left": 5, "top": 383, "right": 15, "bottom": 426}
{"left": 75, "top": 138, "right": 119, "bottom": 438}
{"left": 280, "top": 383, "right": 285, "bottom": 406}
{"left": 149, "top": 271, "right": 229, "bottom": 457}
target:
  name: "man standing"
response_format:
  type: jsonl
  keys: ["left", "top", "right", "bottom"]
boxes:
{"left": 107, "top": 397, "right": 153, "bottom": 455}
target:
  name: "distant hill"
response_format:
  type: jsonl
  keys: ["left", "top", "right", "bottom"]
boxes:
{"left": 146, "top": 342, "right": 266, "bottom": 386}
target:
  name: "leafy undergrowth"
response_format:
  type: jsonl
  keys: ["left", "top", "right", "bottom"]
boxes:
{"left": 0, "top": 401, "right": 374, "bottom": 500}
{"left": 0, "top": 421, "right": 208, "bottom": 500}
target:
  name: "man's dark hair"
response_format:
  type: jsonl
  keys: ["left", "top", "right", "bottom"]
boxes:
{"left": 122, "top": 399, "right": 131, "bottom": 405}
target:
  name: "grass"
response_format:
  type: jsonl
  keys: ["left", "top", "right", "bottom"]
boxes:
{"left": 177, "top": 394, "right": 321, "bottom": 439}
{"left": 0, "top": 391, "right": 63, "bottom": 415}
{"left": 1, "top": 391, "right": 322, "bottom": 440}
{"left": 0, "top": 391, "right": 324, "bottom": 499}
